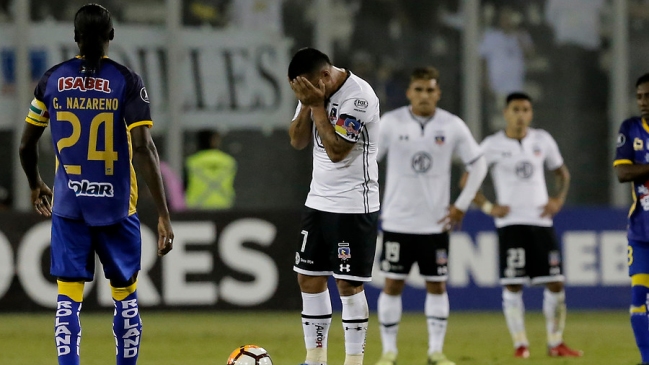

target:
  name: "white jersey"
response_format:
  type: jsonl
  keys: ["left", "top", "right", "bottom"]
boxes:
{"left": 293, "top": 71, "right": 380, "bottom": 214}
{"left": 379, "top": 106, "right": 482, "bottom": 234}
{"left": 481, "top": 128, "right": 564, "bottom": 228}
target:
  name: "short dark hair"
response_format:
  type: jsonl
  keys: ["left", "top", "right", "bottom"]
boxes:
{"left": 506, "top": 92, "right": 532, "bottom": 106}
{"left": 410, "top": 67, "right": 439, "bottom": 83}
{"left": 197, "top": 129, "right": 220, "bottom": 151}
{"left": 287, "top": 48, "right": 331, "bottom": 80}
{"left": 636, "top": 73, "right": 649, "bottom": 88}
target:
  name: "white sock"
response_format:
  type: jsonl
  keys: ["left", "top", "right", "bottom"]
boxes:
{"left": 543, "top": 289, "right": 566, "bottom": 347}
{"left": 341, "top": 291, "right": 369, "bottom": 365}
{"left": 302, "top": 290, "right": 332, "bottom": 365}
{"left": 502, "top": 289, "right": 529, "bottom": 348}
{"left": 377, "top": 292, "right": 401, "bottom": 354}
{"left": 425, "top": 292, "right": 449, "bottom": 354}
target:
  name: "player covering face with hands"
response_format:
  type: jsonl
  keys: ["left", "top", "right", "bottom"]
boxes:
{"left": 19, "top": 4, "right": 173, "bottom": 365}
{"left": 288, "top": 48, "right": 381, "bottom": 365}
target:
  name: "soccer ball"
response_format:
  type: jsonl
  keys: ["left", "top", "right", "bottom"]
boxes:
{"left": 226, "top": 345, "right": 273, "bottom": 365}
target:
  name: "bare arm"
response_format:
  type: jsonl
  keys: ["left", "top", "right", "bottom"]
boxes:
{"left": 311, "top": 105, "right": 355, "bottom": 162}
{"left": 615, "top": 164, "right": 649, "bottom": 183}
{"left": 541, "top": 164, "right": 570, "bottom": 218}
{"left": 19, "top": 123, "right": 52, "bottom": 216}
{"left": 289, "top": 105, "right": 312, "bottom": 150}
{"left": 459, "top": 171, "right": 510, "bottom": 218}
{"left": 130, "top": 125, "right": 174, "bottom": 256}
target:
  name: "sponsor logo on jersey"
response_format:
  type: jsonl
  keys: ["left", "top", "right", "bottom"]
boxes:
{"left": 354, "top": 99, "right": 368, "bottom": 109}
{"left": 57, "top": 77, "right": 112, "bottom": 93}
{"left": 515, "top": 161, "right": 534, "bottom": 179}
{"left": 68, "top": 179, "right": 114, "bottom": 197}
{"left": 335, "top": 114, "right": 362, "bottom": 139}
{"left": 634, "top": 137, "right": 644, "bottom": 151}
{"left": 411, "top": 152, "right": 432, "bottom": 173}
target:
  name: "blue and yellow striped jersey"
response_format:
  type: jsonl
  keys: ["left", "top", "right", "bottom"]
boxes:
{"left": 26, "top": 57, "right": 153, "bottom": 226}
{"left": 615, "top": 117, "right": 649, "bottom": 241}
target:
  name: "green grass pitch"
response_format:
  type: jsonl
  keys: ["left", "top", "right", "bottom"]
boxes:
{"left": 0, "top": 310, "right": 638, "bottom": 364}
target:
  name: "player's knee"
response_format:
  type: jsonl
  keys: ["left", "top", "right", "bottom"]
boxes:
{"left": 297, "top": 274, "right": 328, "bottom": 293}
{"left": 383, "top": 278, "right": 406, "bottom": 295}
{"left": 426, "top": 281, "right": 446, "bottom": 294}
{"left": 546, "top": 281, "right": 564, "bottom": 292}
{"left": 504, "top": 284, "right": 523, "bottom": 293}
{"left": 336, "top": 278, "right": 364, "bottom": 296}
{"left": 57, "top": 280, "right": 85, "bottom": 302}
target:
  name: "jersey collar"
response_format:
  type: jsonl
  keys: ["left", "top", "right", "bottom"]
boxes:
{"left": 642, "top": 118, "right": 649, "bottom": 134}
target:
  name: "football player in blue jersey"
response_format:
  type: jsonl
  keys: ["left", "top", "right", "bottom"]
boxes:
{"left": 18, "top": 4, "right": 173, "bottom": 365}
{"left": 614, "top": 73, "right": 649, "bottom": 365}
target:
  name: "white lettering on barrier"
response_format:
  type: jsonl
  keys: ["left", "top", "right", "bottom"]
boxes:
{"left": 449, "top": 232, "right": 499, "bottom": 287}
{"left": 17, "top": 221, "right": 57, "bottom": 307}
{"left": 163, "top": 222, "right": 217, "bottom": 305}
{"left": 600, "top": 231, "right": 630, "bottom": 285}
{"left": 0, "top": 230, "right": 13, "bottom": 298}
{"left": 564, "top": 232, "right": 598, "bottom": 285}
{"left": 219, "top": 218, "right": 278, "bottom": 306}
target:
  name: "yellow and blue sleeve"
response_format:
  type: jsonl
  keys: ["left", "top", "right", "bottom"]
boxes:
{"left": 25, "top": 98, "right": 49, "bottom": 127}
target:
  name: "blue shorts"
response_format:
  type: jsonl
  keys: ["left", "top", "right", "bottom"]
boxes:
{"left": 50, "top": 213, "right": 142, "bottom": 283}
{"left": 628, "top": 239, "right": 649, "bottom": 277}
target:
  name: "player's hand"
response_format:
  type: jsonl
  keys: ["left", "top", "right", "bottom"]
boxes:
{"left": 491, "top": 204, "right": 510, "bottom": 218}
{"left": 157, "top": 216, "right": 174, "bottom": 257}
{"left": 438, "top": 205, "right": 465, "bottom": 231}
{"left": 289, "top": 76, "right": 325, "bottom": 107}
{"left": 30, "top": 180, "right": 52, "bottom": 217}
{"left": 541, "top": 197, "right": 563, "bottom": 218}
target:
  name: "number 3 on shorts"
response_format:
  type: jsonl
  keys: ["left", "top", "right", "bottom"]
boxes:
{"left": 628, "top": 245, "right": 634, "bottom": 266}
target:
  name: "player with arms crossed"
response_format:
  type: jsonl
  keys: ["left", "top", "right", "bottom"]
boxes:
{"left": 465, "top": 92, "right": 580, "bottom": 358}
{"left": 374, "top": 67, "right": 487, "bottom": 365}
{"left": 288, "top": 48, "right": 380, "bottom": 365}
{"left": 19, "top": 4, "right": 173, "bottom": 365}
{"left": 614, "top": 73, "right": 649, "bottom": 365}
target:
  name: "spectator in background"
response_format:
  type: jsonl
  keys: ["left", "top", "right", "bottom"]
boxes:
{"left": 228, "top": 0, "right": 283, "bottom": 34}
{"left": 479, "top": 5, "right": 534, "bottom": 131}
{"left": 184, "top": 129, "right": 237, "bottom": 210}
{"left": 545, "top": 0, "right": 605, "bottom": 111}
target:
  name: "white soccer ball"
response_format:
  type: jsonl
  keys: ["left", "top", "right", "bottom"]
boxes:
{"left": 226, "top": 345, "right": 273, "bottom": 365}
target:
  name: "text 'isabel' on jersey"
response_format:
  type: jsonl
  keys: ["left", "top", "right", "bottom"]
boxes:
{"left": 26, "top": 57, "right": 153, "bottom": 226}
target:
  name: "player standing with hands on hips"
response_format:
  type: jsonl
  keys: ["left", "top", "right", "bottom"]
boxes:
{"left": 288, "top": 48, "right": 380, "bottom": 365}
{"left": 374, "top": 67, "right": 487, "bottom": 365}
{"left": 613, "top": 73, "right": 649, "bottom": 365}
{"left": 465, "top": 92, "right": 581, "bottom": 359}
{"left": 19, "top": 4, "right": 173, "bottom": 365}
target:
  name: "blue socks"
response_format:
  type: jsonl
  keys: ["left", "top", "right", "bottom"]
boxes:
{"left": 631, "top": 281, "right": 649, "bottom": 363}
{"left": 55, "top": 294, "right": 82, "bottom": 365}
{"left": 112, "top": 285, "right": 142, "bottom": 365}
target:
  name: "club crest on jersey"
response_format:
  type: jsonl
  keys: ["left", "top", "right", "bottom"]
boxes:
{"left": 337, "top": 242, "right": 351, "bottom": 260}
{"left": 435, "top": 135, "right": 445, "bottom": 145}
{"left": 548, "top": 251, "right": 560, "bottom": 266}
{"left": 58, "top": 76, "right": 111, "bottom": 93}
{"left": 329, "top": 107, "right": 338, "bottom": 122}
{"left": 634, "top": 138, "right": 644, "bottom": 151}
{"left": 68, "top": 179, "right": 114, "bottom": 197}
{"left": 436, "top": 249, "right": 448, "bottom": 264}
{"left": 616, "top": 133, "right": 625, "bottom": 147}
{"left": 335, "top": 114, "right": 362, "bottom": 140}
{"left": 412, "top": 152, "right": 432, "bottom": 173}
{"left": 533, "top": 145, "right": 542, "bottom": 156}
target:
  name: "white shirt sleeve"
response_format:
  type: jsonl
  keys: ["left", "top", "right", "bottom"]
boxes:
{"left": 453, "top": 118, "right": 483, "bottom": 165}
{"left": 291, "top": 101, "right": 303, "bottom": 121}
{"left": 334, "top": 97, "right": 369, "bottom": 143}
{"left": 543, "top": 131, "right": 564, "bottom": 170}
{"left": 479, "top": 138, "right": 496, "bottom": 166}
{"left": 377, "top": 113, "right": 392, "bottom": 162}
{"left": 454, "top": 155, "right": 488, "bottom": 212}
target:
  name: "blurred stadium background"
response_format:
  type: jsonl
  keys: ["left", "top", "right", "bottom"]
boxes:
{"left": 0, "top": 0, "right": 643, "bottom": 363}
